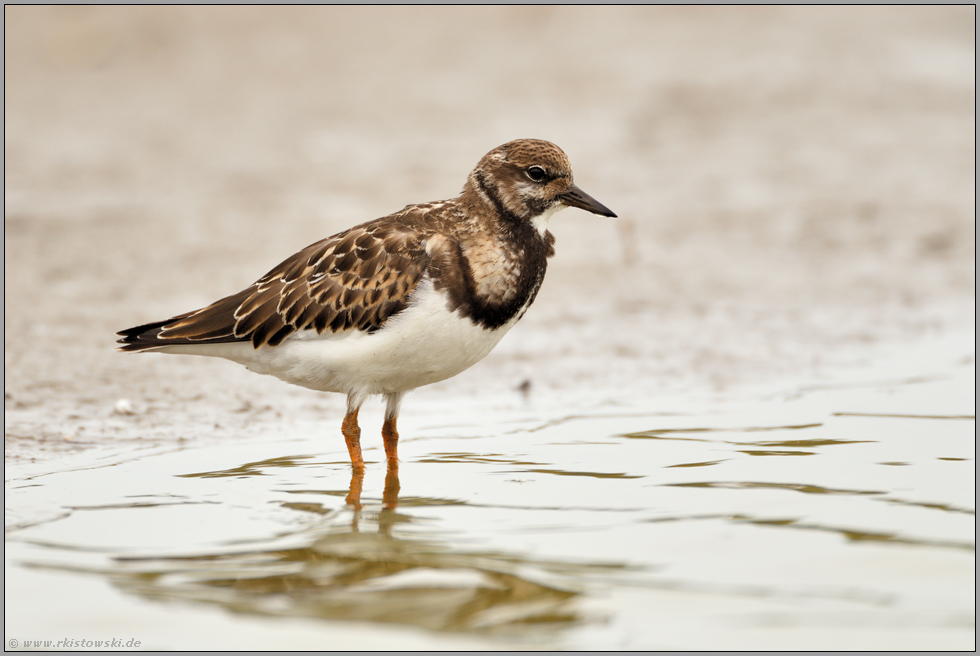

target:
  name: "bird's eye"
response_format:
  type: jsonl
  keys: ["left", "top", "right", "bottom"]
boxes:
{"left": 526, "top": 166, "right": 547, "bottom": 182}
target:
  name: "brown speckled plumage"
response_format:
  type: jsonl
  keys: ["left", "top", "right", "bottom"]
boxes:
{"left": 119, "top": 139, "right": 613, "bottom": 351}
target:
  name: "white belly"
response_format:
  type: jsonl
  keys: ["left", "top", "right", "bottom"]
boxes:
{"left": 159, "top": 278, "right": 518, "bottom": 396}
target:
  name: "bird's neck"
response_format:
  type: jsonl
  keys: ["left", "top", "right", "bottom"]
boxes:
{"left": 460, "top": 171, "right": 525, "bottom": 226}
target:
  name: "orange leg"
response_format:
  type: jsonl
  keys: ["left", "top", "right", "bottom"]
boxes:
{"left": 382, "top": 415, "right": 399, "bottom": 466}
{"left": 342, "top": 408, "right": 364, "bottom": 470}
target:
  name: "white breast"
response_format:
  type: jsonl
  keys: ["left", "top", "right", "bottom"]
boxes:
{"left": 160, "top": 277, "right": 518, "bottom": 397}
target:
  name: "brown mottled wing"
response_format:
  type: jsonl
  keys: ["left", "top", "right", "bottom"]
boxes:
{"left": 118, "top": 221, "right": 431, "bottom": 350}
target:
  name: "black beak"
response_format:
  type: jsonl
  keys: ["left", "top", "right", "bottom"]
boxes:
{"left": 560, "top": 184, "right": 617, "bottom": 217}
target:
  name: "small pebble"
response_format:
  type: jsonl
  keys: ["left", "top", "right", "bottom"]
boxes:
{"left": 114, "top": 399, "right": 136, "bottom": 415}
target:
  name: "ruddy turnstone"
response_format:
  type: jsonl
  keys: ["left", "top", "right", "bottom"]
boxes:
{"left": 118, "top": 139, "right": 616, "bottom": 469}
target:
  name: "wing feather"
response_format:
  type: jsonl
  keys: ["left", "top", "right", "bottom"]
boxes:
{"left": 117, "top": 219, "right": 433, "bottom": 351}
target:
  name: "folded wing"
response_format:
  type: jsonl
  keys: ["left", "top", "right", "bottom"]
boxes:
{"left": 117, "top": 221, "right": 430, "bottom": 351}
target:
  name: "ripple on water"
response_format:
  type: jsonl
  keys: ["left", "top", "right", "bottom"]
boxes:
{"left": 4, "top": 333, "right": 975, "bottom": 649}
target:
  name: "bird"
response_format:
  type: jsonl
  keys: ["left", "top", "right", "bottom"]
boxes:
{"left": 117, "top": 139, "right": 616, "bottom": 470}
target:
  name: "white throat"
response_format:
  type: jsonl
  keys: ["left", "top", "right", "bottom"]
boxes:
{"left": 530, "top": 204, "right": 565, "bottom": 236}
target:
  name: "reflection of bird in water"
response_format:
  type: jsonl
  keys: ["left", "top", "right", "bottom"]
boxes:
{"left": 105, "top": 464, "right": 600, "bottom": 637}
{"left": 118, "top": 140, "right": 615, "bottom": 469}
{"left": 346, "top": 464, "right": 399, "bottom": 511}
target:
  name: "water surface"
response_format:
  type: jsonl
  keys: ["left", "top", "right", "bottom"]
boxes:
{"left": 5, "top": 333, "right": 975, "bottom": 650}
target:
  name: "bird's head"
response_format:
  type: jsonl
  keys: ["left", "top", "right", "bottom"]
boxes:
{"left": 464, "top": 139, "right": 616, "bottom": 234}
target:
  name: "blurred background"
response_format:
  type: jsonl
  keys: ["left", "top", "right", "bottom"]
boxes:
{"left": 4, "top": 6, "right": 975, "bottom": 450}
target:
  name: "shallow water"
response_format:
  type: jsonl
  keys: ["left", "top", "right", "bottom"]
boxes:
{"left": 5, "top": 331, "right": 975, "bottom": 650}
